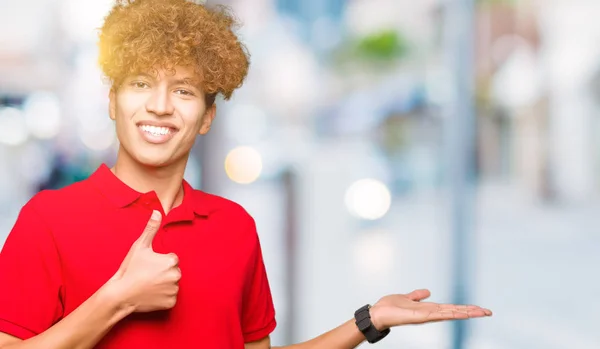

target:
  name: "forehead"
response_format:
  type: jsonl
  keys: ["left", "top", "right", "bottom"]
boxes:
{"left": 132, "top": 65, "right": 201, "bottom": 83}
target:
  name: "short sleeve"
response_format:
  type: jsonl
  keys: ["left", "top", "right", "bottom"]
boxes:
{"left": 241, "top": 221, "right": 276, "bottom": 343}
{"left": 0, "top": 201, "right": 64, "bottom": 339}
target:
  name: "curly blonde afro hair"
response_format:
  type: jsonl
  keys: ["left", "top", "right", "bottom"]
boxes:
{"left": 98, "top": 0, "right": 250, "bottom": 104}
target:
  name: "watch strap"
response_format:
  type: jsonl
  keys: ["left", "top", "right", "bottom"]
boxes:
{"left": 354, "top": 304, "right": 390, "bottom": 344}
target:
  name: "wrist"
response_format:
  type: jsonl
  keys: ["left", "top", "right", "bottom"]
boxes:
{"left": 368, "top": 305, "right": 386, "bottom": 331}
{"left": 100, "top": 278, "right": 136, "bottom": 317}
{"left": 354, "top": 304, "right": 391, "bottom": 344}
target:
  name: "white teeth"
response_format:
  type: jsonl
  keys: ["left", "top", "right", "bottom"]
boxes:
{"left": 140, "top": 125, "right": 172, "bottom": 136}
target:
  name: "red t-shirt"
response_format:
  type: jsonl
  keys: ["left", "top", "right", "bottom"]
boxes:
{"left": 0, "top": 164, "right": 276, "bottom": 348}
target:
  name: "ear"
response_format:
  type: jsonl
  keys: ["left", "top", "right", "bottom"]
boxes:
{"left": 109, "top": 88, "right": 117, "bottom": 121}
{"left": 199, "top": 104, "right": 216, "bottom": 135}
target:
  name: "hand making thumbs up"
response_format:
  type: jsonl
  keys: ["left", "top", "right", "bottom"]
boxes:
{"left": 110, "top": 210, "right": 181, "bottom": 312}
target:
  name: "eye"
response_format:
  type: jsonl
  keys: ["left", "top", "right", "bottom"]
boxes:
{"left": 131, "top": 81, "right": 150, "bottom": 89}
{"left": 175, "top": 89, "right": 194, "bottom": 96}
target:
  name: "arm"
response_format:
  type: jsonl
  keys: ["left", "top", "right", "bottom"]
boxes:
{"left": 272, "top": 319, "right": 365, "bottom": 349}
{"left": 240, "top": 215, "right": 491, "bottom": 349}
{"left": 246, "top": 289, "right": 493, "bottom": 349}
{"left": 0, "top": 210, "right": 179, "bottom": 349}
{"left": 245, "top": 320, "right": 364, "bottom": 349}
{"left": 0, "top": 280, "right": 133, "bottom": 349}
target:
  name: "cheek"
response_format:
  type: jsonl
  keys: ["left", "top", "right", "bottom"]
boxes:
{"left": 113, "top": 116, "right": 133, "bottom": 146}
{"left": 117, "top": 92, "right": 147, "bottom": 120}
{"left": 176, "top": 116, "right": 203, "bottom": 148}
{"left": 180, "top": 105, "right": 205, "bottom": 131}
{"left": 113, "top": 110, "right": 133, "bottom": 139}
{"left": 113, "top": 103, "right": 143, "bottom": 142}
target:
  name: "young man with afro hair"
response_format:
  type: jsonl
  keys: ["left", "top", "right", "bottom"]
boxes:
{"left": 0, "top": 0, "right": 492, "bottom": 348}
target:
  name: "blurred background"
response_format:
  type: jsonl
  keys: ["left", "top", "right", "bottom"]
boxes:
{"left": 0, "top": 0, "right": 598, "bottom": 348}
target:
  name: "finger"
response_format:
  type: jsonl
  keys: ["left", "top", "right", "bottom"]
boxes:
{"left": 167, "top": 253, "right": 179, "bottom": 268}
{"left": 406, "top": 289, "right": 431, "bottom": 302}
{"left": 172, "top": 267, "right": 182, "bottom": 283}
{"left": 427, "top": 310, "right": 470, "bottom": 322}
{"left": 436, "top": 304, "right": 480, "bottom": 311}
{"left": 137, "top": 210, "right": 162, "bottom": 249}
{"left": 432, "top": 308, "right": 489, "bottom": 320}
{"left": 435, "top": 304, "right": 492, "bottom": 315}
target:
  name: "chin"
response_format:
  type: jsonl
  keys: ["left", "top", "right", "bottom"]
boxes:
{"left": 135, "top": 153, "right": 176, "bottom": 168}
{"left": 120, "top": 145, "right": 175, "bottom": 168}
{"left": 118, "top": 138, "right": 190, "bottom": 169}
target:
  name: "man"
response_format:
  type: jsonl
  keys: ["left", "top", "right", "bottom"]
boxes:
{"left": 0, "top": 0, "right": 492, "bottom": 348}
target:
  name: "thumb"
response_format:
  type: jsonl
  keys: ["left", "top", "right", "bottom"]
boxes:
{"left": 406, "top": 289, "right": 431, "bottom": 302}
{"left": 137, "top": 210, "right": 162, "bottom": 249}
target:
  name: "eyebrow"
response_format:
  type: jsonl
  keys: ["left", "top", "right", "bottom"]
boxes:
{"left": 133, "top": 73, "right": 154, "bottom": 80}
{"left": 132, "top": 74, "right": 200, "bottom": 89}
{"left": 172, "top": 78, "right": 200, "bottom": 87}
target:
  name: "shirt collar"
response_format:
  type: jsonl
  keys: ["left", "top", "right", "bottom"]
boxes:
{"left": 89, "top": 164, "right": 210, "bottom": 217}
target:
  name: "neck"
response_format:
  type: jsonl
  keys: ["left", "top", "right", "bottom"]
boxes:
{"left": 111, "top": 146, "right": 189, "bottom": 214}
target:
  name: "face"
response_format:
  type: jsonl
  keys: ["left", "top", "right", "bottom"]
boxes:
{"left": 109, "top": 66, "right": 216, "bottom": 168}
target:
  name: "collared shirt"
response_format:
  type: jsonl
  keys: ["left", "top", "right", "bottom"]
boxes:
{"left": 0, "top": 164, "right": 276, "bottom": 348}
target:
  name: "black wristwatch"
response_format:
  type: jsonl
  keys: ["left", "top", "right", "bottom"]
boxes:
{"left": 354, "top": 304, "right": 390, "bottom": 344}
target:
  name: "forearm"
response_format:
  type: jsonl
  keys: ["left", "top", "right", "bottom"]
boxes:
{"left": 3, "top": 280, "right": 133, "bottom": 349}
{"left": 273, "top": 319, "right": 365, "bottom": 349}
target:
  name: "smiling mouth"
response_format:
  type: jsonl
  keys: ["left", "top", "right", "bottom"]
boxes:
{"left": 138, "top": 124, "right": 177, "bottom": 136}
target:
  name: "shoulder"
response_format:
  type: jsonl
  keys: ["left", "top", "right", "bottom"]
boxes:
{"left": 191, "top": 190, "right": 259, "bottom": 236}
{"left": 25, "top": 180, "right": 92, "bottom": 214}
{"left": 17, "top": 178, "right": 99, "bottom": 230}
{"left": 8, "top": 181, "right": 89, "bottom": 243}
{"left": 193, "top": 190, "right": 254, "bottom": 220}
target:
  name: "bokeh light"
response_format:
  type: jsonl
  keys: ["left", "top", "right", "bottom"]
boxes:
{"left": 344, "top": 178, "right": 392, "bottom": 220}
{"left": 23, "top": 92, "right": 62, "bottom": 139}
{"left": 0, "top": 107, "right": 28, "bottom": 146}
{"left": 224, "top": 146, "right": 263, "bottom": 184}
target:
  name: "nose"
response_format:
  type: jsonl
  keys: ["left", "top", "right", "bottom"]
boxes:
{"left": 145, "top": 87, "right": 174, "bottom": 116}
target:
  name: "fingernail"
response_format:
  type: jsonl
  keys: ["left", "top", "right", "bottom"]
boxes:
{"left": 151, "top": 210, "right": 161, "bottom": 220}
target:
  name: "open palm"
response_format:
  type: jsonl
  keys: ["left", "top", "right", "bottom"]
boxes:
{"left": 370, "top": 289, "right": 492, "bottom": 330}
